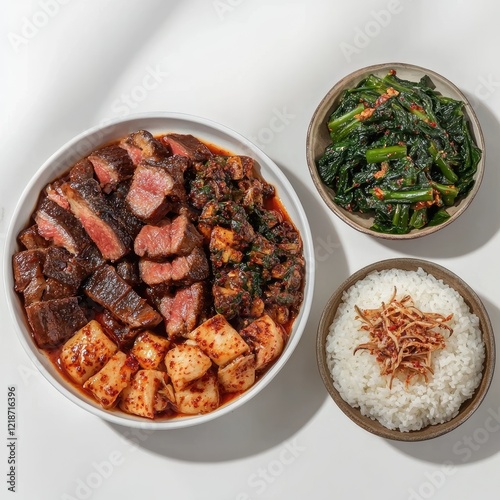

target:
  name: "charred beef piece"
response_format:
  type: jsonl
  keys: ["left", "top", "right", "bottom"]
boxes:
{"left": 25, "top": 297, "right": 88, "bottom": 348}
{"left": 121, "top": 130, "right": 171, "bottom": 165}
{"left": 94, "top": 309, "right": 140, "bottom": 349}
{"left": 139, "top": 246, "right": 209, "bottom": 287}
{"left": 165, "top": 133, "right": 212, "bottom": 162}
{"left": 70, "top": 158, "right": 95, "bottom": 183}
{"left": 158, "top": 282, "right": 206, "bottom": 338}
{"left": 107, "top": 183, "right": 144, "bottom": 239}
{"left": 45, "top": 179, "right": 70, "bottom": 210}
{"left": 62, "top": 178, "right": 132, "bottom": 261}
{"left": 134, "top": 214, "right": 203, "bottom": 260}
{"left": 88, "top": 145, "right": 135, "bottom": 193}
{"left": 43, "top": 246, "right": 87, "bottom": 289}
{"left": 116, "top": 260, "right": 141, "bottom": 287}
{"left": 125, "top": 164, "right": 174, "bottom": 223}
{"left": 84, "top": 265, "right": 162, "bottom": 328}
{"left": 144, "top": 155, "right": 188, "bottom": 203}
{"left": 17, "top": 225, "right": 49, "bottom": 250}
{"left": 12, "top": 250, "right": 46, "bottom": 305}
{"left": 43, "top": 279, "right": 79, "bottom": 301}
{"left": 34, "top": 198, "right": 104, "bottom": 273}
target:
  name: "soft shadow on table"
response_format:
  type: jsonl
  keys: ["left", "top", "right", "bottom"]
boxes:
{"left": 372, "top": 99, "right": 500, "bottom": 259}
{"left": 386, "top": 296, "right": 500, "bottom": 465}
{"left": 108, "top": 165, "right": 349, "bottom": 462}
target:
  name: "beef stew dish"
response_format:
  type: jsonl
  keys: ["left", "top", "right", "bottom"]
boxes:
{"left": 11, "top": 128, "right": 307, "bottom": 421}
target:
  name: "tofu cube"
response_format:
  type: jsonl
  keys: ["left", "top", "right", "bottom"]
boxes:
{"left": 186, "top": 314, "right": 249, "bottom": 367}
{"left": 119, "top": 370, "right": 171, "bottom": 419}
{"left": 240, "top": 314, "right": 285, "bottom": 370}
{"left": 83, "top": 351, "right": 139, "bottom": 408}
{"left": 218, "top": 353, "right": 256, "bottom": 393}
{"left": 131, "top": 331, "right": 170, "bottom": 370}
{"left": 175, "top": 371, "right": 220, "bottom": 415}
{"left": 165, "top": 343, "right": 212, "bottom": 391}
{"left": 60, "top": 320, "right": 118, "bottom": 384}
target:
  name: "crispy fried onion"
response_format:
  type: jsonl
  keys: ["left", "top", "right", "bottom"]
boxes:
{"left": 353, "top": 288, "right": 453, "bottom": 388}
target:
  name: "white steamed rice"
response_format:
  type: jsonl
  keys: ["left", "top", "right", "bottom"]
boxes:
{"left": 326, "top": 267, "right": 485, "bottom": 432}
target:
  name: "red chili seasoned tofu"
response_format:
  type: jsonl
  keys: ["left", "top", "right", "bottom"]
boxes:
{"left": 185, "top": 314, "right": 250, "bottom": 367}
{"left": 83, "top": 351, "right": 139, "bottom": 408}
{"left": 60, "top": 320, "right": 118, "bottom": 384}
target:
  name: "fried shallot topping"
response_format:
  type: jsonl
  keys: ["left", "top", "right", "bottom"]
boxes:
{"left": 353, "top": 288, "right": 453, "bottom": 388}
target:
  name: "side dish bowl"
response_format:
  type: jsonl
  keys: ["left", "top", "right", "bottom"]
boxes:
{"left": 306, "top": 62, "right": 485, "bottom": 240}
{"left": 317, "top": 258, "right": 495, "bottom": 441}
{"left": 4, "top": 112, "right": 315, "bottom": 429}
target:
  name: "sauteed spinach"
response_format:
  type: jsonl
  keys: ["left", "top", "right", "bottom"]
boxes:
{"left": 317, "top": 70, "right": 482, "bottom": 234}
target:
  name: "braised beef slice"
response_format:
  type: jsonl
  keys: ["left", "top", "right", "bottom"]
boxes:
{"left": 107, "top": 183, "right": 144, "bottom": 239}
{"left": 121, "top": 130, "right": 171, "bottom": 165}
{"left": 43, "top": 246, "right": 87, "bottom": 289}
{"left": 144, "top": 155, "right": 188, "bottom": 203}
{"left": 18, "top": 225, "right": 49, "bottom": 250}
{"left": 139, "top": 246, "right": 209, "bottom": 286}
{"left": 70, "top": 158, "right": 95, "bottom": 183}
{"left": 45, "top": 179, "right": 70, "bottom": 210}
{"left": 62, "top": 178, "right": 132, "bottom": 261}
{"left": 34, "top": 198, "right": 104, "bottom": 273}
{"left": 159, "top": 282, "right": 205, "bottom": 338}
{"left": 125, "top": 164, "right": 174, "bottom": 223}
{"left": 43, "top": 278, "right": 78, "bottom": 301}
{"left": 165, "top": 133, "right": 212, "bottom": 162}
{"left": 133, "top": 214, "right": 203, "bottom": 259}
{"left": 84, "top": 265, "right": 162, "bottom": 328}
{"left": 116, "top": 260, "right": 141, "bottom": 287}
{"left": 94, "top": 309, "right": 140, "bottom": 349}
{"left": 26, "top": 297, "right": 88, "bottom": 348}
{"left": 88, "top": 145, "right": 135, "bottom": 193}
{"left": 12, "top": 250, "right": 46, "bottom": 305}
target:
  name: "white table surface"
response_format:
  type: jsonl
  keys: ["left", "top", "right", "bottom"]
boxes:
{"left": 2, "top": 1, "right": 500, "bottom": 499}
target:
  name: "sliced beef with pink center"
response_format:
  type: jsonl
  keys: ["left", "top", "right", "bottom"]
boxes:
{"left": 139, "top": 246, "right": 209, "bottom": 287}
{"left": 125, "top": 164, "right": 174, "bottom": 223}
{"left": 159, "top": 282, "right": 206, "bottom": 338}
{"left": 45, "top": 179, "right": 70, "bottom": 210}
{"left": 120, "top": 130, "right": 171, "bottom": 165}
{"left": 134, "top": 214, "right": 203, "bottom": 260}
{"left": 62, "top": 178, "right": 132, "bottom": 261}
{"left": 88, "top": 145, "right": 135, "bottom": 193}
{"left": 165, "top": 133, "right": 212, "bottom": 162}
{"left": 144, "top": 155, "right": 189, "bottom": 203}
{"left": 34, "top": 198, "right": 104, "bottom": 273}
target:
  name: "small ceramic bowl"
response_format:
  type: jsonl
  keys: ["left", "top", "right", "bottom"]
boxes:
{"left": 306, "top": 62, "right": 485, "bottom": 240}
{"left": 316, "top": 258, "right": 495, "bottom": 441}
{"left": 4, "top": 112, "right": 315, "bottom": 429}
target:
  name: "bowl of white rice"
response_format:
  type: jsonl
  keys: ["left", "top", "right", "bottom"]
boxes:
{"left": 317, "top": 258, "right": 495, "bottom": 441}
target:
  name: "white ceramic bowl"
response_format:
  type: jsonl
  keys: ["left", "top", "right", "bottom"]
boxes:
{"left": 4, "top": 112, "right": 315, "bottom": 429}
